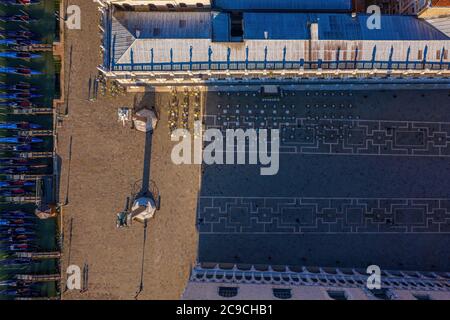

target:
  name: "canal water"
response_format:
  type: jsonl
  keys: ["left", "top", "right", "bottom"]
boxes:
{"left": 0, "top": 0, "right": 60, "bottom": 300}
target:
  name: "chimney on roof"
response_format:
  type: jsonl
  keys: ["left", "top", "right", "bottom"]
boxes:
{"left": 310, "top": 23, "right": 319, "bottom": 40}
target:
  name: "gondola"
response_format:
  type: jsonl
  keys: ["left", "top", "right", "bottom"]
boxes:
{"left": 1, "top": 100, "right": 44, "bottom": 108}
{"left": 0, "top": 224, "right": 35, "bottom": 231}
{"left": 4, "top": 233, "right": 35, "bottom": 240}
{"left": 0, "top": 166, "right": 44, "bottom": 174}
{"left": 0, "top": 289, "right": 28, "bottom": 297}
{"left": 0, "top": 211, "right": 36, "bottom": 215}
{"left": 0, "top": 92, "right": 42, "bottom": 100}
{"left": 0, "top": 122, "right": 41, "bottom": 130}
{"left": 0, "top": 211, "right": 36, "bottom": 219}
{"left": 0, "top": 30, "right": 34, "bottom": 39}
{"left": 0, "top": 144, "right": 32, "bottom": 151}
{"left": 0, "top": 218, "right": 33, "bottom": 226}
{"left": 0, "top": 229, "right": 37, "bottom": 236}
{"left": 0, "top": 215, "right": 34, "bottom": 222}
{"left": 0, "top": 181, "right": 36, "bottom": 188}
{"left": 1, "top": 88, "right": 39, "bottom": 95}
{"left": 0, "top": 260, "right": 32, "bottom": 268}
{"left": 0, "top": 67, "right": 42, "bottom": 76}
{"left": 0, "top": 39, "right": 17, "bottom": 46}
{"left": 0, "top": 235, "right": 36, "bottom": 243}
{"left": 0, "top": 281, "right": 17, "bottom": 287}
{"left": 0, "top": 159, "right": 31, "bottom": 165}
{"left": 0, "top": 280, "right": 28, "bottom": 287}
{"left": 0, "top": 137, "right": 44, "bottom": 143}
{"left": 0, "top": 38, "right": 32, "bottom": 46}
{"left": 0, "top": 243, "right": 36, "bottom": 252}
{"left": 0, "top": 82, "right": 37, "bottom": 92}
{"left": 0, "top": 229, "right": 35, "bottom": 236}
{"left": 0, "top": 0, "right": 41, "bottom": 5}
{"left": 0, "top": 188, "right": 30, "bottom": 195}
{"left": 0, "top": 210, "right": 35, "bottom": 218}
{"left": 4, "top": 227, "right": 35, "bottom": 235}
{"left": 0, "top": 52, "right": 41, "bottom": 60}
{"left": 0, "top": 289, "right": 40, "bottom": 299}
{"left": 0, "top": 14, "right": 37, "bottom": 23}
{"left": 0, "top": 287, "right": 37, "bottom": 297}
{"left": 1, "top": 242, "right": 34, "bottom": 249}
{"left": 0, "top": 158, "right": 36, "bottom": 165}
{"left": 0, "top": 217, "right": 32, "bottom": 223}
{"left": 0, "top": 210, "right": 31, "bottom": 215}
{"left": 0, "top": 230, "right": 35, "bottom": 237}
{"left": 0, "top": 234, "right": 36, "bottom": 242}
{"left": 2, "top": 163, "right": 47, "bottom": 168}
{"left": 0, "top": 210, "right": 34, "bottom": 217}
{"left": 4, "top": 224, "right": 35, "bottom": 230}
{"left": 0, "top": 39, "right": 37, "bottom": 46}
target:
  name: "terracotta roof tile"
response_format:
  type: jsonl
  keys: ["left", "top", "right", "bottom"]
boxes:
{"left": 432, "top": 0, "right": 450, "bottom": 7}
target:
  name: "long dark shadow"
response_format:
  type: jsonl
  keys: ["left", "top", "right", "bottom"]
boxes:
{"left": 140, "top": 131, "right": 153, "bottom": 195}
{"left": 63, "top": 217, "right": 74, "bottom": 293}
{"left": 87, "top": 75, "right": 92, "bottom": 101}
{"left": 133, "top": 96, "right": 155, "bottom": 298}
{"left": 64, "top": 135, "right": 73, "bottom": 205}
{"left": 54, "top": 154, "right": 63, "bottom": 204}
{"left": 135, "top": 221, "right": 148, "bottom": 299}
{"left": 64, "top": 45, "right": 73, "bottom": 116}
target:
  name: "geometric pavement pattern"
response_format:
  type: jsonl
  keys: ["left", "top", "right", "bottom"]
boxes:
{"left": 198, "top": 197, "right": 450, "bottom": 234}
{"left": 205, "top": 115, "right": 450, "bottom": 157}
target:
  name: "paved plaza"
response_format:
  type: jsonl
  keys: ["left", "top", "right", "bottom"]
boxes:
{"left": 198, "top": 87, "right": 450, "bottom": 271}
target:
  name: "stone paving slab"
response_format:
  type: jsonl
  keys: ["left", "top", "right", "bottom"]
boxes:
{"left": 197, "top": 88, "right": 450, "bottom": 272}
{"left": 198, "top": 233, "right": 450, "bottom": 270}
{"left": 198, "top": 197, "right": 450, "bottom": 234}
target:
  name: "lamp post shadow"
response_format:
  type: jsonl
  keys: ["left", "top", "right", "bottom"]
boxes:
{"left": 135, "top": 130, "right": 153, "bottom": 299}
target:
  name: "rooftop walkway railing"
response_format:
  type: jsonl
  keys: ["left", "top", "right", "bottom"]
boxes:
{"left": 110, "top": 59, "right": 450, "bottom": 72}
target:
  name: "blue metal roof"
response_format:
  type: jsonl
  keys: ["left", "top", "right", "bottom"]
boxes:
{"left": 213, "top": 0, "right": 352, "bottom": 11}
{"left": 243, "top": 14, "right": 450, "bottom": 40}
{"left": 212, "top": 12, "right": 230, "bottom": 42}
{"left": 114, "top": 12, "right": 212, "bottom": 39}
{"left": 114, "top": 12, "right": 448, "bottom": 44}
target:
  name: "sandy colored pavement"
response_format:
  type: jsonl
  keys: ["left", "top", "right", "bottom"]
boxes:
{"left": 58, "top": 1, "right": 199, "bottom": 300}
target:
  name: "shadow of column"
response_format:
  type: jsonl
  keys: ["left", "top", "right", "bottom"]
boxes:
{"left": 139, "top": 131, "right": 153, "bottom": 196}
